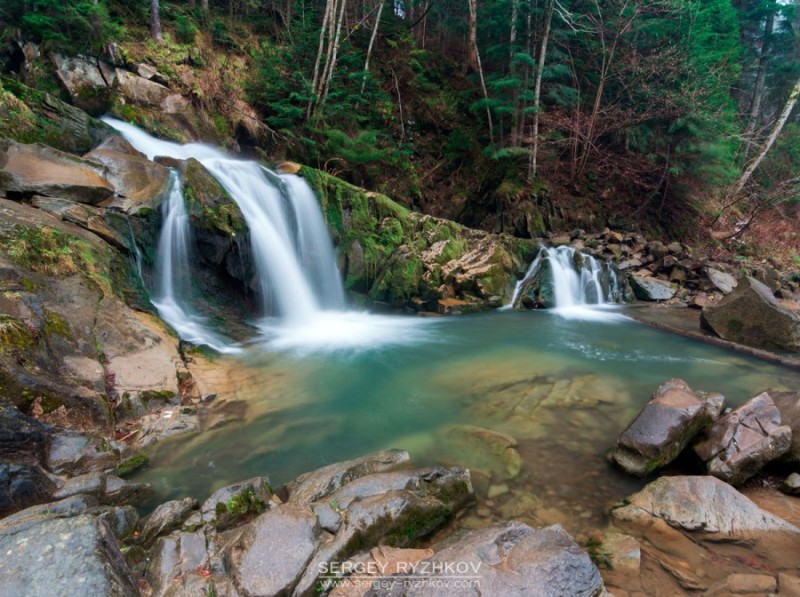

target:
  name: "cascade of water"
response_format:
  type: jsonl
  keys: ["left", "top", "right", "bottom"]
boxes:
{"left": 151, "top": 173, "right": 239, "bottom": 353}
{"left": 102, "top": 117, "right": 345, "bottom": 325}
{"left": 513, "top": 245, "right": 620, "bottom": 310}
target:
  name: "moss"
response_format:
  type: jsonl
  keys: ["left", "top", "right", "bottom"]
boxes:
{"left": 0, "top": 315, "right": 36, "bottom": 353}
{"left": 43, "top": 311, "right": 72, "bottom": 341}
{"left": 116, "top": 453, "right": 150, "bottom": 477}
{"left": 183, "top": 159, "right": 246, "bottom": 236}
{"left": 225, "top": 486, "right": 265, "bottom": 518}
{"left": 139, "top": 389, "right": 177, "bottom": 402}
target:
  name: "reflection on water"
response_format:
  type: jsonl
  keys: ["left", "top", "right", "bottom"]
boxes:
{"left": 135, "top": 309, "right": 800, "bottom": 535}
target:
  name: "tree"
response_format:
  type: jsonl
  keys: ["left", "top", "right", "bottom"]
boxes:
{"left": 151, "top": 0, "right": 162, "bottom": 42}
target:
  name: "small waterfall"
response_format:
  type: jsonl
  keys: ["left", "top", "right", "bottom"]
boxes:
{"left": 152, "top": 173, "right": 238, "bottom": 353}
{"left": 103, "top": 117, "right": 346, "bottom": 327}
{"left": 512, "top": 245, "right": 620, "bottom": 311}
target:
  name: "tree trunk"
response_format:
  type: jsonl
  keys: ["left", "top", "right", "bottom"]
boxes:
{"left": 318, "top": 0, "right": 348, "bottom": 113}
{"left": 151, "top": 0, "right": 163, "bottom": 42}
{"left": 742, "top": 8, "right": 775, "bottom": 158}
{"left": 731, "top": 76, "right": 800, "bottom": 197}
{"left": 468, "top": 0, "right": 494, "bottom": 143}
{"left": 309, "top": 0, "right": 335, "bottom": 117}
{"left": 360, "top": 1, "right": 385, "bottom": 95}
{"left": 529, "top": 0, "right": 554, "bottom": 181}
{"left": 467, "top": 0, "right": 479, "bottom": 72}
{"left": 509, "top": 0, "right": 520, "bottom": 146}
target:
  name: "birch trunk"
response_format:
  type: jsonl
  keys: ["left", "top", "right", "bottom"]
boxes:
{"left": 360, "top": 1, "right": 385, "bottom": 95}
{"left": 529, "top": 0, "right": 554, "bottom": 181}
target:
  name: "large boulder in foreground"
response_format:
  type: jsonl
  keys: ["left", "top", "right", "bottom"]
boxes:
{"left": 701, "top": 276, "right": 800, "bottom": 351}
{"left": 610, "top": 378, "right": 723, "bottom": 476}
{"left": 373, "top": 522, "right": 606, "bottom": 597}
{"left": 694, "top": 391, "right": 792, "bottom": 484}
{"left": 0, "top": 514, "right": 137, "bottom": 596}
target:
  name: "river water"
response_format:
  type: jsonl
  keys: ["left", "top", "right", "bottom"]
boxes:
{"left": 134, "top": 308, "right": 800, "bottom": 533}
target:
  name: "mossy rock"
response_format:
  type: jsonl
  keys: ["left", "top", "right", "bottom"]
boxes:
{"left": 182, "top": 159, "right": 246, "bottom": 236}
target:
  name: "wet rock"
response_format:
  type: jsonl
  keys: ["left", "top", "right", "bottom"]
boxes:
{"left": 104, "top": 474, "right": 152, "bottom": 505}
{"left": 705, "top": 267, "right": 737, "bottom": 294}
{"left": 287, "top": 449, "right": 412, "bottom": 504}
{"left": 201, "top": 476, "right": 272, "bottom": 529}
{"left": 0, "top": 140, "right": 114, "bottom": 204}
{"left": 0, "top": 494, "right": 99, "bottom": 535}
{"left": 694, "top": 391, "right": 792, "bottom": 484}
{"left": 629, "top": 273, "right": 675, "bottom": 301}
{"left": 610, "top": 475, "right": 800, "bottom": 537}
{"left": 0, "top": 461, "right": 55, "bottom": 517}
{"left": 771, "top": 390, "right": 800, "bottom": 463}
{"left": 0, "top": 514, "right": 137, "bottom": 596}
{"left": 139, "top": 497, "right": 199, "bottom": 546}
{"left": 226, "top": 503, "right": 321, "bottom": 597}
{"left": 372, "top": 522, "right": 605, "bottom": 597}
{"left": 701, "top": 276, "right": 800, "bottom": 351}
{"left": 610, "top": 379, "right": 722, "bottom": 476}
{"left": 47, "top": 430, "right": 117, "bottom": 476}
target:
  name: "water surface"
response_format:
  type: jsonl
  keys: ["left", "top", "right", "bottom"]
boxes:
{"left": 136, "top": 309, "right": 800, "bottom": 532}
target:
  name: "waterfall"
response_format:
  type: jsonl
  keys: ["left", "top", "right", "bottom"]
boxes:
{"left": 103, "top": 117, "right": 345, "bottom": 326}
{"left": 512, "top": 245, "right": 622, "bottom": 319}
{"left": 152, "top": 173, "right": 239, "bottom": 353}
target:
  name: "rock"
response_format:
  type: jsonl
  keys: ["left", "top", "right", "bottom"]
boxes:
{"left": 287, "top": 449, "right": 412, "bottom": 504}
{"left": 617, "top": 258, "right": 642, "bottom": 271}
{"left": 688, "top": 293, "right": 713, "bottom": 309}
{"left": 372, "top": 522, "right": 605, "bottom": 597}
{"left": 779, "top": 573, "right": 800, "bottom": 597}
{"left": 51, "top": 53, "right": 115, "bottom": 114}
{"left": 694, "top": 391, "right": 792, "bottom": 484}
{"left": 0, "top": 461, "right": 55, "bottom": 517}
{"left": 114, "top": 70, "right": 171, "bottom": 108}
{"left": 782, "top": 473, "right": 800, "bottom": 496}
{"left": 647, "top": 241, "right": 669, "bottom": 259}
{"left": 666, "top": 242, "right": 683, "bottom": 254}
{"left": 0, "top": 140, "right": 114, "bottom": 204}
{"left": 201, "top": 476, "right": 272, "bottom": 529}
{"left": 610, "top": 475, "right": 800, "bottom": 537}
{"left": 145, "top": 528, "right": 214, "bottom": 596}
{"left": 227, "top": 503, "right": 321, "bottom": 597}
{"left": 30, "top": 196, "right": 131, "bottom": 251}
{"left": 0, "top": 405, "right": 49, "bottom": 465}
{"left": 0, "top": 514, "right": 137, "bottom": 596}
{"left": 47, "top": 430, "right": 117, "bottom": 476}
{"left": 599, "top": 533, "right": 640, "bottom": 589}
{"left": 84, "top": 136, "right": 171, "bottom": 212}
{"left": 610, "top": 379, "right": 722, "bottom": 476}
{"left": 139, "top": 497, "right": 199, "bottom": 546}
{"left": 0, "top": 494, "right": 99, "bottom": 535}
{"left": 629, "top": 273, "right": 675, "bottom": 301}
{"left": 771, "top": 390, "right": 800, "bottom": 463}
{"left": 91, "top": 505, "right": 139, "bottom": 540}
{"left": 104, "top": 474, "right": 152, "bottom": 505}
{"left": 701, "top": 276, "right": 800, "bottom": 351}
{"left": 52, "top": 471, "right": 105, "bottom": 500}
{"left": 705, "top": 267, "right": 738, "bottom": 294}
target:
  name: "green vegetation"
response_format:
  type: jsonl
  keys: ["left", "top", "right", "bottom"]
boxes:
{"left": 116, "top": 452, "right": 150, "bottom": 477}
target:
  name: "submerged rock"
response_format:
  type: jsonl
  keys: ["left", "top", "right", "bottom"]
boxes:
{"left": 610, "top": 378, "right": 723, "bottom": 476}
{"left": 701, "top": 276, "right": 800, "bottom": 351}
{"left": 371, "top": 522, "right": 606, "bottom": 597}
{"left": 694, "top": 391, "right": 792, "bottom": 484}
{"left": 436, "top": 425, "right": 522, "bottom": 480}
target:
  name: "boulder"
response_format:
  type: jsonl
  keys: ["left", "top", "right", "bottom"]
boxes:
{"left": 51, "top": 53, "right": 115, "bottom": 114}
{"left": 705, "top": 267, "right": 738, "bottom": 294}
{"left": 0, "top": 140, "right": 114, "bottom": 204}
{"left": 146, "top": 528, "right": 217, "bottom": 596}
{"left": 139, "top": 497, "right": 199, "bottom": 546}
{"left": 0, "top": 514, "right": 137, "bottom": 596}
{"left": 46, "top": 430, "right": 117, "bottom": 476}
{"left": 0, "top": 461, "right": 55, "bottom": 517}
{"left": 372, "top": 522, "right": 605, "bottom": 597}
{"left": 694, "top": 391, "right": 792, "bottom": 484}
{"left": 226, "top": 503, "right": 322, "bottom": 597}
{"left": 610, "top": 379, "right": 723, "bottom": 476}
{"left": 771, "top": 390, "right": 800, "bottom": 463}
{"left": 84, "top": 136, "right": 171, "bottom": 212}
{"left": 0, "top": 405, "right": 49, "bottom": 465}
{"left": 610, "top": 475, "right": 800, "bottom": 537}
{"left": 114, "top": 70, "right": 171, "bottom": 108}
{"left": 30, "top": 196, "right": 131, "bottom": 251}
{"left": 629, "top": 273, "right": 675, "bottom": 301}
{"left": 701, "top": 276, "right": 800, "bottom": 351}
{"left": 287, "top": 449, "right": 412, "bottom": 504}
{"left": 782, "top": 473, "right": 800, "bottom": 496}
{"left": 200, "top": 476, "right": 272, "bottom": 529}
